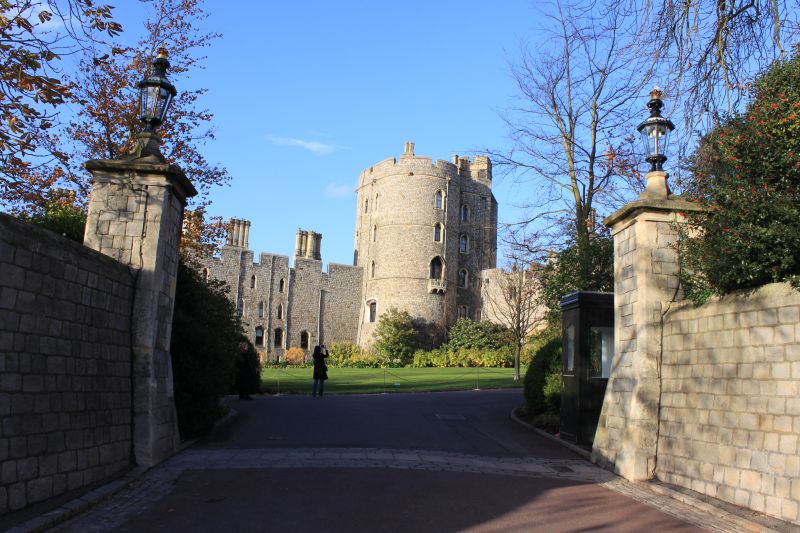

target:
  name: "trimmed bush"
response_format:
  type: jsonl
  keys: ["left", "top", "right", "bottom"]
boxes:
{"left": 443, "top": 319, "right": 512, "bottom": 351}
{"left": 523, "top": 336, "right": 562, "bottom": 416}
{"left": 373, "top": 308, "right": 419, "bottom": 366}
{"left": 284, "top": 347, "right": 306, "bottom": 365}
{"left": 328, "top": 342, "right": 362, "bottom": 366}
{"left": 411, "top": 347, "right": 514, "bottom": 368}
{"left": 171, "top": 261, "right": 241, "bottom": 438}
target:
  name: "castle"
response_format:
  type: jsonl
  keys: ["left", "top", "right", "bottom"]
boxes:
{"left": 199, "top": 142, "right": 498, "bottom": 361}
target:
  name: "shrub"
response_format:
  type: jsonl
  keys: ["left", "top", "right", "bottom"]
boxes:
{"left": 21, "top": 194, "right": 87, "bottom": 243}
{"left": 373, "top": 308, "right": 419, "bottom": 366}
{"left": 542, "top": 371, "right": 562, "bottom": 413}
{"left": 682, "top": 52, "right": 800, "bottom": 299}
{"left": 327, "top": 342, "right": 362, "bottom": 367}
{"left": 443, "top": 319, "right": 512, "bottom": 351}
{"left": 284, "top": 347, "right": 306, "bottom": 365}
{"left": 411, "top": 347, "right": 514, "bottom": 368}
{"left": 523, "top": 335, "right": 562, "bottom": 416}
{"left": 532, "top": 411, "right": 560, "bottom": 433}
{"left": 171, "top": 261, "right": 241, "bottom": 438}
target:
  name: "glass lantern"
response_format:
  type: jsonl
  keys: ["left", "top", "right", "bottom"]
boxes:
{"left": 138, "top": 46, "right": 177, "bottom": 133}
{"left": 637, "top": 87, "right": 675, "bottom": 172}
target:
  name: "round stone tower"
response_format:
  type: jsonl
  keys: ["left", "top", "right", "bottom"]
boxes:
{"left": 355, "top": 142, "right": 497, "bottom": 347}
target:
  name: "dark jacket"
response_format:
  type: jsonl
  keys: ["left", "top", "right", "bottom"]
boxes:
{"left": 312, "top": 347, "right": 328, "bottom": 380}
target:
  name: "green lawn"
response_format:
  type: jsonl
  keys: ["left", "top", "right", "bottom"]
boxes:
{"left": 260, "top": 366, "right": 525, "bottom": 395}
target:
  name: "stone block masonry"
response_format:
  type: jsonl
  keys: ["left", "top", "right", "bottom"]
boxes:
{"left": 658, "top": 283, "right": 800, "bottom": 524}
{"left": 0, "top": 213, "right": 135, "bottom": 514}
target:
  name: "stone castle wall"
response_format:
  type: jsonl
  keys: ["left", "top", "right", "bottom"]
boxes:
{"left": 0, "top": 214, "right": 134, "bottom": 514}
{"left": 658, "top": 283, "right": 800, "bottom": 523}
{"left": 200, "top": 244, "right": 362, "bottom": 361}
{"left": 203, "top": 249, "right": 291, "bottom": 360}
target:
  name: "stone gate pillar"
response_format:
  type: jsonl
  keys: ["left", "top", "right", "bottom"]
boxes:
{"left": 591, "top": 171, "right": 700, "bottom": 480}
{"left": 83, "top": 133, "right": 197, "bottom": 467}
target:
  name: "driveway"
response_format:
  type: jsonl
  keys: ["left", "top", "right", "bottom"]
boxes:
{"left": 53, "top": 390, "right": 707, "bottom": 532}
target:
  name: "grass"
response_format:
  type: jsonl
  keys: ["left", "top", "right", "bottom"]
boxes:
{"left": 260, "top": 366, "right": 526, "bottom": 395}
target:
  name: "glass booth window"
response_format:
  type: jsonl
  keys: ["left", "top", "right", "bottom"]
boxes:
{"left": 589, "top": 327, "right": 615, "bottom": 378}
{"left": 564, "top": 324, "right": 575, "bottom": 374}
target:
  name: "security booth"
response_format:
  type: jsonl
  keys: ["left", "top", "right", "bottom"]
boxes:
{"left": 559, "top": 292, "right": 614, "bottom": 446}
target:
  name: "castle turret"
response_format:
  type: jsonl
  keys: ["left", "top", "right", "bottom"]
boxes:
{"left": 354, "top": 142, "right": 497, "bottom": 347}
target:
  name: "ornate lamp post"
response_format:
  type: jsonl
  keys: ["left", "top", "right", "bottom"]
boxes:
{"left": 637, "top": 87, "right": 675, "bottom": 172}
{"left": 637, "top": 87, "right": 675, "bottom": 198}
{"left": 134, "top": 46, "right": 177, "bottom": 158}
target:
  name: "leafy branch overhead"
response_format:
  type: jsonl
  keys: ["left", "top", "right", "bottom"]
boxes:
{"left": 0, "top": 0, "right": 121, "bottom": 197}
{"left": 680, "top": 51, "right": 800, "bottom": 300}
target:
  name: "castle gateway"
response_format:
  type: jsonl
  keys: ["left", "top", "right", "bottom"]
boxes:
{"left": 199, "top": 143, "right": 498, "bottom": 361}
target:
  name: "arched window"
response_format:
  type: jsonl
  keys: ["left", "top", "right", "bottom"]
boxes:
{"left": 475, "top": 309, "right": 482, "bottom": 321}
{"left": 255, "top": 326, "right": 264, "bottom": 346}
{"left": 372, "top": 225, "right": 377, "bottom": 242}
{"left": 458, "top": 305, "right": 469, "bottom": 320}
{"left": 300, "top": 331, "right": 309, "bottom": 349}
{"left": 364, "top": 199, "right": 369, "bottom": 213}
{"left": 250, "top": 274, "right": 256, "bottom": 288}
{"left": 237, "top": 299, "right": 243, "bottom": 318}
{"left": 374, "top": 193, "right": 379, "bottom": 210}
{"left": 461, "top": 204, "right": 470, "bottom": 223}
{"left": 279, "top": 278, "right": 285, "bottom": 292}
{"left": 258, "top": 301, "right": 264, "bottom": 318}
{"left": 459, "top": 234, "right": 469, "bottom": 253}
{"left": 458, "top": 269, "right": 468, "bottom": 288}
{"left": 434, "top": 223, "right": 443, "bottom": 242}
{"left": 434, "top": 190, "right": 444, "bottom": 209}
{"left": 202, "top": 268, "right": 209, "bottom": 283}
{"left": 274, "top": 328, "right": 283, "bottom": 347}
{"left": 370, "top": 261, "right": 376, "bottom": 278}
{"left": 277, "top": 303, "right": 283, "bottom": 320}
{"left": 368, "top": 301, "right": 377, "bottom": 323}
{"left": 429, "top": 257, "right": 443, "bottom": 279}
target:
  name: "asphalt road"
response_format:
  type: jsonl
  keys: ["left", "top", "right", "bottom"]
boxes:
{"left": 56, "top": 390, "right": 703, "bottom": 532}
{"left": 198, "top": 390, "right": 579, "bottom": 458}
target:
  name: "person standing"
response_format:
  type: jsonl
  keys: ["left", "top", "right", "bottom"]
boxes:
{"left": 312, "top": 345, "right": 329, "bottom": 397}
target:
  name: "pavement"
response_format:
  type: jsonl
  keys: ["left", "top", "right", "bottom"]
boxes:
{"left": 6, "top": 389, "right": 796, "bottom": 532}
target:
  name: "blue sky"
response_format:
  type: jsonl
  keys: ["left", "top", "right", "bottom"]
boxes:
{"left": 117, "top": 1, "right": 551, "bottom": 266}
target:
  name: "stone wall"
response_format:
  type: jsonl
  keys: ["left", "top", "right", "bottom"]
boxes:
{"left": 595, "top": 181, "right": 800, "bottom": 525}
{"left": 199, "top": 239, "right": 362, "bottom": 361}
{"left": 0, "top": 213, "right": 135, "bottom": 514}
{"left": 320, "top": 263, "right": 362, "bottom": 346}
{"left": 658, "top": 283, "right": 800, "bottom": 524}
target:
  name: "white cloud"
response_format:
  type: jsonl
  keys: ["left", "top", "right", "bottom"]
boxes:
{"left": 325, "top": 183, "right": 353, "bottom": 198}
{"left": 266, "top": 135, "right": 336, "bottom": 156}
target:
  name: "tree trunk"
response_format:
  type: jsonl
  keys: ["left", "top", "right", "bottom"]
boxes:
{"left": 514, "top": 342, "right": 521, "bottom": 381}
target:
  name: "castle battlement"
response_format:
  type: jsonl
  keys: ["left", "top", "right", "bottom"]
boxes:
{"left": 358, "top": 142, "right": 492, "bottom": 188}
